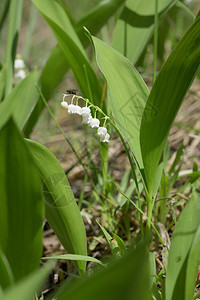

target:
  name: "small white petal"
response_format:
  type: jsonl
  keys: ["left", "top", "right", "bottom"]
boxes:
{"left": 89, "top": 118, "right": 100, "bottom": 128}
{"left": 14, "top": 58, "right": 25, "bottom": 69}
{"left": 81, "top": 107, "right": 91, "bottom": 117}
{"left": 97, "top": 127, "right": 107, "bottom": 137}
{"left": 61, "top": 101, "right": 68, "bottom": 109}
{"left": 74, "top": 105, "right": 82, "bottom": 115}
{"left": 67, "top": 104, "right": 76, "bottom": 114}
{"left": 68, "top": 104, "right": 82, "bottom": 115}
{"left": 15, "top": 70, "right": 26, "bottom": 79}
{"left": 101, "top": 133, "right": 110, "bottom": 143}
{"left": 82, "top": 114, "right": 92, "bottom": 124}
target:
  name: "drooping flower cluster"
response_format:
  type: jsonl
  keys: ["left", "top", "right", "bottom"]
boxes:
{"left": 14, "top": 58, "right": 26, "bottom": 80}
{"left": 61, "top": 94, "right": 110, "bottom": 143}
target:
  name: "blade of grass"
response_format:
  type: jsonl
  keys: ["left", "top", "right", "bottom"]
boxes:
{"left": 43, "top": 254, "right": 104, "bottom": 267}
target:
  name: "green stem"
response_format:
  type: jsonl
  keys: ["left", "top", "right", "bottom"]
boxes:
{"left": 118, "top": 188, "right": 165, "bottom": 247}
{"left": 145, "top": 191, "right": 153, "bottom": 244}
{"left": 153, "top": 0, "right": 158, "bottom": 83}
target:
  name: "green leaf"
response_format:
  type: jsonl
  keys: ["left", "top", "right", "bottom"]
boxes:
{"left": 0, "top": 119, "right": 44, "bottom": 282}
{"left": 97, "top": 221, "right": 120, "bottom": 257}
{"left": 185, "top": 223, "right": 200, "bottom": 299}
{"left": 24, "top": 45, "right": 68, "bottom": 137}
{"left": 0, "top": 70, "right": 40, "bottom": 131}
{"left": 76, "top": 0, "right": 126, "bottom": 45}
{"left": 32, "top": 0, "right": 102, "bottom": 104}
{"left": 26, "top": 139, "right": 87, "bottom": 275}
{"left": 112, "top": 233, "right": 127, "bottom": 256}
{"left": 165, "top": 192, "right": 200, "bottom": 300}
{"left": 43, "top": 254, "right": 104, "bottom": 267}
{"left": 25, "top": 0, "right": 125, "bottom": 135}
{"left": 56, "top": 244, "right": 150, "bottom": 300}
{"left": 112, "top": 0, "right": 176, "bottom": 63}
{"left": 4, "top": 0, "right": 23, "bottom": 96}
{"left": 3, "top": 261, "right": 54, "bottom": 300}
{"left": 91, "top": 35, "right": 149, "bottom": 177}
{"left": 140, "top": 16, "right": 200, "bottom": 195}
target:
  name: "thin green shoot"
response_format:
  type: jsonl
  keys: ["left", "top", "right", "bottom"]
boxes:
{"left": 117, "top": 187, "right": 167, "bottom": 249}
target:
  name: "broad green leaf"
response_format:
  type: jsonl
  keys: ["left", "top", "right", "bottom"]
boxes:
{"left": 57, "top": 244, "right": 150, "bottom": 300}
{"left": 43, "top": 254, "right": 104, "bottom": 267}
{"left": 3, "top": 261, "right": 54, "bottom": 300}
{"left": 32, "top": 0, "right": 102, "bottom": 105}
{"left": 0, "top": 70, "right": 39, "bottom": 131}
{"left": 25, "top": 0, "right": 125, "bottom": 135}
{"left": 0, "top": 119, "right": 44, "bottom": 282}
{"left": 0, "top": 248, "right": 14, "bottom": 289}
{"left": 91, "top": 35, "right": 149, "bottom": 179}
{"left": 140, "top": 16, "right": 200, "bottom": 195}
{"left": 185, "top": 224, "right": 200, "bottom": 299}
{"left": 165, "top": 192, "right": 200, "bottom": 300}
{"left": 76, "top": 0, "right": 126, "bottom": 46}
{"left": 4, "top": 0, "right": 23, "bottom": 96}
{"left": 112, "top": 0, "right": 176, "bottom": 63}
{"left": 26, "top": 139, "right": 87, "bottom": 275}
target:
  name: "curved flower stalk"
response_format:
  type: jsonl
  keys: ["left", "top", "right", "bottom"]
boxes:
{"left": 60, "top": 93, "right": 110, "bottom": 143}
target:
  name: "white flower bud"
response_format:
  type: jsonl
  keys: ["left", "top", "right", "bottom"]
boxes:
{"left": 67, "top": 104, "right": 76, "bottom": 114}
{"left": 102, "top": 133, "right": 110, "bottom": 143}
{"left": 74, "top": 105, "right": 82, "bottom": 115}
{"left": 97, "top": 127, "right": 107, "bottom": 138}
{"left": 81, "top": 107, "right": 91, "bottom": 117}
{"left": 14, "top": 58, "right": 25, "bottom": 69}
{"left": 15, "top": 70, "right": 26, "bottom": 79}
{"left": 61, "top": 101, "right": 68, "bottom": 109}
{"left": 82, "top": 114, "right": 92, "bottom": 124}
{"left": 89, "top": 118, "right": 100, "bottom": 128}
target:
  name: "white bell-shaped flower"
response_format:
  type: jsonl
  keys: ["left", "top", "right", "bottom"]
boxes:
{"left": 82, "top": 114, "right": 92, "bottom": 124}
{"left": 15, "top": 70, "right": 26, "bottom": 79}
{"left": 89, "top": 117, "right": 100, "bottom": 128}
{"left": 67, "top": 104, "right": 76, "bottom": 114}
{"left": 74, "top": 105, "right": 82, "bottom": 115}
{"left": 101, "top": 133, "right": 110, "bottom": 143}
{"left": 97, "top": 127, "right": 107, "bottom": 138}
{"left": 81, "top": 107, "right": 91, "bottom": 117}
{"left": 14, "top": 58, "right": 25, "bottom": 69}
{"left": 61, "top": 101, "right": 68, "bottom": 109}
{"left": 68, "top": 104, "right": 82, "bottom": 115}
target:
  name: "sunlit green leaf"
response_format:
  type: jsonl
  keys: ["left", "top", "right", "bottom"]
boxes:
{"left": 32, "top": 0, "right": 102, "bottom": 104}
{"left": 27, "top": 139, "right": 87, "bottom": 275}
{"left": 140, "top": 16, "right": 200, "bottom": 195}
{"left": 91, "top": 35, "right": 149, "bottom": 181}
{"left": 112, "top": 0, "right": 176, "bottom": 63}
